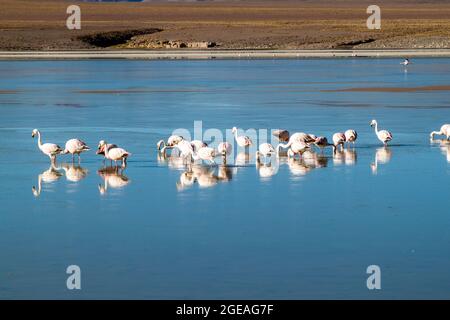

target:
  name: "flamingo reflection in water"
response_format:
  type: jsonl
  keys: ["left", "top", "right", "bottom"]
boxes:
{"left": 60, "top": 163, "right": 88, "bottom": 182}
{"left": 98, "top": 166, "right": 130, "bottom": 194}
{"left": 32, "top": 164, "right": 63, "bottom": 197}
{"left": 371, "top": 147, "right": 392, "bottom": 174}
{"left": 431, "top": 138, "right": 450, "bottom": 163}
{"left": 177, "top": 165, "right": 232, "bottom": 191}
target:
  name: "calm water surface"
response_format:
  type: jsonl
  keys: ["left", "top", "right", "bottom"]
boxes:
{"left": 0, "top": 59, "right": 449, "bottom": 299}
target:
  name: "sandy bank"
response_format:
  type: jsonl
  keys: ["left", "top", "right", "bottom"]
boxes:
{"left": 1, "top": 49, "right": 450, "bottom": 60}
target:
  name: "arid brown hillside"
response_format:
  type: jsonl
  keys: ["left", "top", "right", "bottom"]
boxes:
{"left": 0, "top": 0, "right": 449, "bottom": 50}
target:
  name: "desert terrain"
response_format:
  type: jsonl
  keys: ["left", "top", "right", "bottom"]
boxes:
{"left": 0, "top": 0, "right": 449, "bottom": 50}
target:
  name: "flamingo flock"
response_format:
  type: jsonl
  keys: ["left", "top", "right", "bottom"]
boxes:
{"left": 32, "top": 122, "right": 450, "bottom": 167}
{"left": 29, "top": 122, "right": 449, "bottom": 195}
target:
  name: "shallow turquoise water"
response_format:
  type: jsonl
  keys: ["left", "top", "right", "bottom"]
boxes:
{"left": 0, "top": 58, "right": 449, "bottom": 299}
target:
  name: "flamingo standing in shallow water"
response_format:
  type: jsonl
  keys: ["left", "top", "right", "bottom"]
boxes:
{"left": 370, "top": 120, "right": 393, "bottom": 146}
{"left": 255, "top": 143, "right": 275, "bottom": 164}
{"left": 344, "top": 130, "right": 358, "bottom": 147}
{"left": 193, "top": 146, "right": 217, "bottom": 165}
{"left": 430, "top": 124, "right": 450, "bottom": 140}
{"left": 287, "top": 142, "right": 310, "bottom": 159}
{"left": 191, "top": 140, "right": 208, "bottom": 152}
{"left": 62, "top": 138, "right": 90, "bottom": 163}
{"left": 232, "top": 127, "right": 252, "bottom": 148}
{"left": 99, "top": 140, "right": 131, "bottom": 167}
{"left": 332, "top": 132, "right": 346, "bottom": 151}
{"left": 31, "top": 129, "right": 63, "bottom": 163}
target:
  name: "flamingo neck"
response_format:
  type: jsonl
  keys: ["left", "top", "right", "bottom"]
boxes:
{"left": 233, "top": 130, "right": 239, "bottom": 141}
{"left": 277, "top": 142, "right": 292, "bottom": 154}
{"left": 373, "top": 122, "right": 379, "bottom": 134}
{"left": 36, "top": 131, "right": 43, "bottom": 147}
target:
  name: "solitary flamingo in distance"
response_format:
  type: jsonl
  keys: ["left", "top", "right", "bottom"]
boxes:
{"left": 62, "top": 138, "right": 90, "bottom": 163}
{"left": 232, "top": 127, "right": 252, "bottom": 148}
{"left": 370, "top": 120, "right": 393, "bottom": 146}
{"left": 31, "top": 129, "right": 63, "bottom": 163}
{"left": 332, "top": 132, "right": 346, "bottom": 151}
{"left": 430, "top": 124, "right": 450, "bottom": 140}
{"left": 344, "top": 130, "right": 358, "bottom": 147}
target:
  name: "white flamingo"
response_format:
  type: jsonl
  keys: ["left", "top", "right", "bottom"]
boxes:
{"left": 157, "top": 135, "right": 184, "bottom": 155}
{"left": 218, "top": 142, "right": 232, "bottom": 156}
{"left": 430, "top": 124, "right": 450, "bottom": 140}
{"left": 232, "top": 127, "right": 252, "bottom": 148}
{"left": 193, "top": 146, "right": 217, "bottom": 164}
{"left": 99, "top": 140, "right": 131, "bottom": 167}
{"left": 171, "top": 139, "right": 194, "bottom": 163}
{"left": 344, "top": 130, "right": 358, "bottom": 147}
{"left": 287, "top": 142, "right": 310, "bottom": 159}
{"left": 332, "top": 132, "right": 346, "bottom": 151}
{"left": 62, "top": 138, "right": 90, "bottom": 163}
{"left": 31, "top": 129, "right": 63, "bottom": 163}
{"left": 96, "top": 142, "right": 118, "bottom": 164}
{"left": 255, "top": 143, "right": 275, "bottom": 164}
{"left": 370, "top": 120, "right": 393, "bottom": 146}
{"left": 191, "top": 140, "right": 208, "bottom": 152}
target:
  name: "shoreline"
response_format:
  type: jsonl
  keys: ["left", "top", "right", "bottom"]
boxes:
{"left": 1, "top": 49, "right": 450, "bottom": 60}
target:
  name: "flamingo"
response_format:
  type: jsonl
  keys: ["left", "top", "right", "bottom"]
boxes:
{"left": 171, "top": 139, "right": 194, "bottom": 163}
{"left": 272, "top": 129, "right": 290, "bottom": 142}
{"left": 314, "top": 136, "right": 336, "bottom": 154}
{"left": 344, "top": 130, "right": 358, "bottom": 147}
{"left": 430, "top": 124, "right": 450, "bottom": 140}
{"left": 193, "top": 146, "right": 217, "bottom": 165}
{"left": 255, "top": 143, "right": 275, "bottom": 164}
{"left": 333, "top": 132, "right": 346, "bottom": 151}
{"left": 157, "top": 135, "right": 184, "bottom": 155}
{"left": 62, "top": 138, "right": 90, "bottom": 163}
{"left": 370, "top": 120, "right": 393, "bottom": 146}
{"left": 31, "top": 129, "right": 63, "bottom": 163}
{"left": 287, "top": 142, "right": 310, "bottom": 159}
{"left": 96, "top": 142, "right": 118, "bottom": 162}
{"left": 99, "top": 140, "right": 131, "bottom": 167}
{"left": 191, "top": 140, "right": 208, "bottom": 152}
{"left": 217, "top": 142, "right": 232, "bottom": 156}
{"left": 232, "top": 127, "right": 252, "bottom": 148}
{"left": 276, "top": 132, "right": 314, "bottom": 156}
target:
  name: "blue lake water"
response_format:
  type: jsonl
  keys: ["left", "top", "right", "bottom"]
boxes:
{"left": 0, "top": 58, "right": 449, "bottom": 299}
